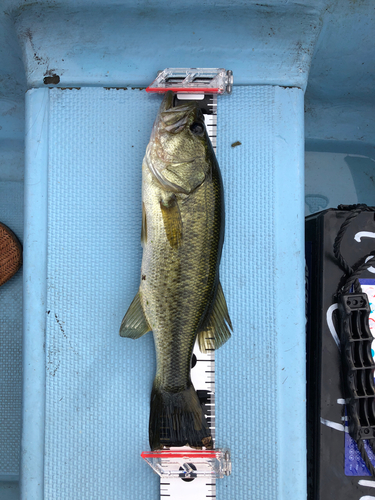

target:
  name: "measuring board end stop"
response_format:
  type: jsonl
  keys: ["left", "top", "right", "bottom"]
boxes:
{"left": 141, "top": 448, "right": 231, "bottom": 479}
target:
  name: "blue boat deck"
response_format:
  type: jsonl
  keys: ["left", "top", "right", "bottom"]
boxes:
{"left": 0, "top": 1, "right": 374, "bottom": 499}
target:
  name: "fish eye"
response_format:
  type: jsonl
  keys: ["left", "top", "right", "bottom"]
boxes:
{"left": 190, "top": 122, "right": 204, "bottom": 136}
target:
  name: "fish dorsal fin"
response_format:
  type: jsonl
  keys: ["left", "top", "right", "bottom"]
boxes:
{"left": 197, "top": 281, "right": 232, "bottom": 353}
{"left": 141, "top": 202, "right": 147, "bottom": 246}
{"left": 119, "top": 292, "right": 151, "bottom": 339}
{"left": 160, "top": 194, "right": 182, "bottom": 249}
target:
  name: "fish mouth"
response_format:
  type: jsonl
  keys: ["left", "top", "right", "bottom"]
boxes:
{"left": 159, "top": 92, "right": 197, "bottom": 134}
{"left": 151, "top": 91, "right": 203, "bottom": 138}
{"left": 160, "top": 90, "right": 195, "bottom": 113}
{"left": 157, "top": 90, "right": 174, "bottom": 114}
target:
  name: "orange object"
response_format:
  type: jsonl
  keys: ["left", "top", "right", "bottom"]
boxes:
{"left": 0, "top": 222, "right": 22, "bottom": 286}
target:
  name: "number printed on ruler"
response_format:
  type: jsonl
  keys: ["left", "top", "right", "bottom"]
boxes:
{"left": 159, "top": 95, "right": 218, "bottom": 500}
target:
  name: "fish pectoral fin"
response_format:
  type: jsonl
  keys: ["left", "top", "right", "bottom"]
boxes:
{"left": 163, "top": 163, "right": 205, "bottom": 194}
{"left": 119, "top": 292, "right": 151, "bottom": 339}
{"left": 160, "top": 194, "right": 182, "bottom": 249}
{"left": 141, "top": 202, "right": 147, "bottom": 246}
{"left": 197, "top": 281, "right": 232, "bottom": 353}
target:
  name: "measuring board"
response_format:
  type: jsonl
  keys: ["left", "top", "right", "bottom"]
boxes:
{"left": 143, "top": 68, "right": 232, "bottom": 497}
{"left": 158, "top": 93, "right": 218, "bottom": 500}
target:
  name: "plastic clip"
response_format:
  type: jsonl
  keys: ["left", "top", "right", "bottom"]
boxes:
{"left": 339, "top": 293, "right": 375, "bottom": 440}
{"left": 141, "top": 448, "right": 231, "bottom": 478}
{"left": 146, "top": 68, "right": 233, "bottom": 94}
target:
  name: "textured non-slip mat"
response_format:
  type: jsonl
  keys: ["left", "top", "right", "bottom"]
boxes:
{"left": 45, "top": 87, "right": 281, "bottom": 499}
{"left": 0, "top": 180, "right": 23, "bottom": 478}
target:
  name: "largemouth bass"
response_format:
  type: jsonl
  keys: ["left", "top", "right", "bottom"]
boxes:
{"left": 120, "top": 91, "right": 232, "bottom": 450}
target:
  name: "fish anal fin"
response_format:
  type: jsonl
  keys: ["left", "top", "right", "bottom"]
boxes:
{"left": 119, "top": 292, "right": 151, "bottom": 339}
{"left": 197, "top": 281, "right": 232, "bottom": 353}
{"left": 160, "top": 194, "right": 182, "bottom": 249}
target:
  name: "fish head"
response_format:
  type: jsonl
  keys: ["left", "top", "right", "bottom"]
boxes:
{"left": 146, "top": 91, "right": 213, "bottom": 194}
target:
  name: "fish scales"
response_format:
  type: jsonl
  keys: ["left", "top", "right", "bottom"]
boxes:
{"left": 142, "top": 157, "right": 222, "bottom": 388}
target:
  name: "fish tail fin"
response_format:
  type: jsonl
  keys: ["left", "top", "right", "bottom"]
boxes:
{"left": 149, "top": 383, "right": 212, "bottom": 450}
